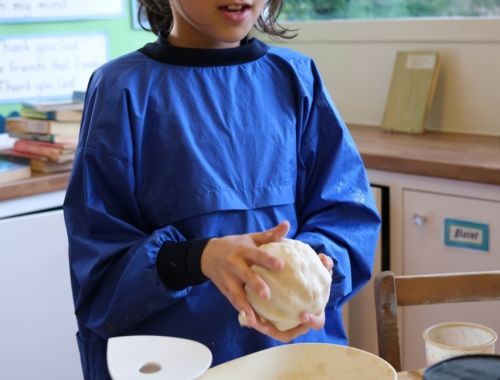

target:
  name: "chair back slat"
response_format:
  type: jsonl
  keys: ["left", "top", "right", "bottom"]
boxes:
{"left": 374, "top": 270, "right": 500, "bottom": 372}
{"left": 396, "top": 271, "right": 500, "bottom": 306}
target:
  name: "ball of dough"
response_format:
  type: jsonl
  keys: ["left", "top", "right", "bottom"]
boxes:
{"left": 239, "top": 238, "right": 332, "bottom": 331}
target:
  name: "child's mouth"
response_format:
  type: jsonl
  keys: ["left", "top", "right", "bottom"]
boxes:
{"left": 218, "top": 3, "right": 252, "bottom": 22}
{"left": 219, "top": 4, "right": 251, "bottom": 13}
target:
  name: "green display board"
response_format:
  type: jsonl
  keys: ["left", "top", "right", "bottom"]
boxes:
{"left": 0, "top": 1, "right": 154, "bottom": 132}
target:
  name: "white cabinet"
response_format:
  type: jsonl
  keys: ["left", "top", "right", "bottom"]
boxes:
{"left": 402, "top": 189, "right": 500, "bottom": 370}
{"left": 367, "top": 169, "right": 500, "bottom": 371}
{"left": 0, "top": 209, "right": 82, "bottom": 380}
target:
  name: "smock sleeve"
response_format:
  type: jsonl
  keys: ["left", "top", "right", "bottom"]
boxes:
{"left": 63, "top": 71, "right": 190, "bottom": 338}
{"left": 293, "top": 62, "right": 381, "bottom": 308}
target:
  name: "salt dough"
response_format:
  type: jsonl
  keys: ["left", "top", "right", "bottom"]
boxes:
{"left": 239, "top": 238, "right": 332, "bottom": 331}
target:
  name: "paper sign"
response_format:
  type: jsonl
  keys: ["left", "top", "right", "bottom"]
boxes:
{"left": 0, "top": 0, "right": 123, "bottom": 22}
{"left": 444, "top": 218, "right": 489, "bottom": 252}
{"left": 406, "top": 54, "right": 437, "bottom": 70}
{"left": 0, "top": 33, "right": 108, "bottom": 103}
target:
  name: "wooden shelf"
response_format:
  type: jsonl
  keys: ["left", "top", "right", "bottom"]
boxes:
{"left": 349, "top": 125, "right": 500, "bottom": 186}
{"left": 0, "top": 171, "right": 70, "bottom": 202}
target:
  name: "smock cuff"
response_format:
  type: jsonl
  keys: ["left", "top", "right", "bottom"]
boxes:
{"left": 157, "top": 238, "right": 211, "bottom": 291}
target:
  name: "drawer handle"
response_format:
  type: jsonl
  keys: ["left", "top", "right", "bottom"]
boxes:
{"left": 412, "top": 213, "right": 427, "bottom": 226}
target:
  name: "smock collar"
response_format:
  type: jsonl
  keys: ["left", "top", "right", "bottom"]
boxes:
{"left": 138, "top": 32, "right": 269, "bottom": 67}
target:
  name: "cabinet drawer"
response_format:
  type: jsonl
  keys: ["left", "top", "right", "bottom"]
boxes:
{"left": 403, "top": 190, "right": 500, "bottom": 273}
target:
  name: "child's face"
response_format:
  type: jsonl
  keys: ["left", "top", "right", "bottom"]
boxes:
{"left": 169, "top": 0, "right": 267, "bottom": 48}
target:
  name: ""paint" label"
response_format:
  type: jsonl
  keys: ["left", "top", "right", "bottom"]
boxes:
{"left": 444, "top": 218, "right": 489, "bottom": 252}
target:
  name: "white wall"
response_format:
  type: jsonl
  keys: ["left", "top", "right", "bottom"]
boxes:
{"left": 263, "top": 18, "right": 500, "bottom": 137}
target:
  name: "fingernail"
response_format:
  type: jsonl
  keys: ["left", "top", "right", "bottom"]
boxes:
{"left": 260, "top": 288, "right": 270, "bottom": 299}
{"left": 274, "top": 258, "right": 285, "bottom": 269}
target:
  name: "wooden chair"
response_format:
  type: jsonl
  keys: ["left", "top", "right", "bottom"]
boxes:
{"left": 373, "top": 270, "right": 500, "bottom": 372}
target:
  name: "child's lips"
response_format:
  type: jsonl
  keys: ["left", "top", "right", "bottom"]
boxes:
{"left": 218, "top": 3, "right": 252, "bottom": 22}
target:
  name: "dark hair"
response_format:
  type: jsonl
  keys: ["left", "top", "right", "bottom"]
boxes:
{"left": 137, "top": 0, "right": 297, "bottom": 39}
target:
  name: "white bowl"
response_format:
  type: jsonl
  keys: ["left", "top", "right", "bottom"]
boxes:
{"left": 107, "top": 335, "right": 212, "bottom": 380}
{"left": 199, "top": 343, "right": 397, "bottom": 380}
{"left": 423, "top": 322, "right": 498, "bottom": 366}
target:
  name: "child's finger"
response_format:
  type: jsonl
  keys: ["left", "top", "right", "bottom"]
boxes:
{"left": 249, "top": 220, "right": 290, "bottom": 246}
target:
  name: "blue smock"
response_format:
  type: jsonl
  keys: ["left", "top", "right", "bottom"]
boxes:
{"left": 63, "top": 35, "right": 381, "bottom": 379}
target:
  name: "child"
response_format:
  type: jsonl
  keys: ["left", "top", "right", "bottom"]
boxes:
{"left": 63, "top": 0, "right": 381, "bottom": 378}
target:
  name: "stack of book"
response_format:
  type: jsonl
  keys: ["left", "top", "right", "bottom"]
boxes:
{"left": 1, "top": 94, "right": 84, "bottom": 174}
{"left": 0, "top": 156, "right": 31, "bottom": 184}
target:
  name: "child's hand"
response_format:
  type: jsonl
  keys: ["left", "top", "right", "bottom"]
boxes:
{"left": 251, "top": 310, "right": 326, "bottom": 342}
{"left": 319, "top": 253, "right": 334, "bottom": 276}
{"left": 201, "top": 220, "right": 290, "bottom": 328}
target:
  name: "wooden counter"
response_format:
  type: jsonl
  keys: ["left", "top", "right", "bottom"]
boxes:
{"left": 349, "top": 124, "right": 500, "bottom": 186}
{"left": 0, "top": 171, "right": 70, "bottom": 202}
{"left": 1, "top": 125, "right": 499, "bottom": 202}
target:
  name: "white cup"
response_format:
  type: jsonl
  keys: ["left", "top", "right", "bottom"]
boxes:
{"left": 423, "top": 321, "right": 498, "bottom": 366}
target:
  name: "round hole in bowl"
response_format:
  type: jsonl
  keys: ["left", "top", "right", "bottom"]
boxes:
{"left": 138, "top": 362, "right": 162, "bottom": 374}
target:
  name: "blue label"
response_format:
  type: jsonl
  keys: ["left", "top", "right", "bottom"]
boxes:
{"left": 444, "top": 218, "right": 489, "bottom": 252}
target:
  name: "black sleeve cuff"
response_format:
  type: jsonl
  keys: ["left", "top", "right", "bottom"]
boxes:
{"left": 157, "top": 238, "right": 211, "bottom": 291}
